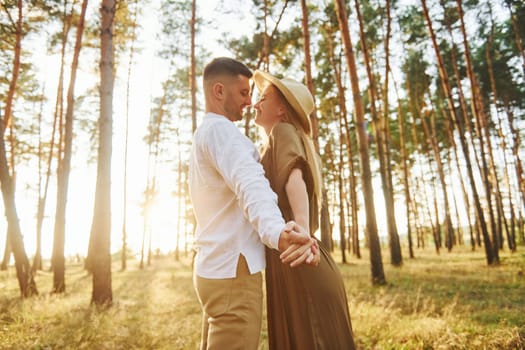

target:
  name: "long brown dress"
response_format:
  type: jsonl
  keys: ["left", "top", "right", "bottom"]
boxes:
{"left": 261, "top": 122, "right": 356, "bottom": 350}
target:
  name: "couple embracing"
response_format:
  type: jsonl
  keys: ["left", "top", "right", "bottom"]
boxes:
{"left": 189, "top": 57, "right": 356, "bottom": 350}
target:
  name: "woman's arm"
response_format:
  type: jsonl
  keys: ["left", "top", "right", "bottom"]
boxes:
{"left": 285, "top": 168, "right": 310, "bottom": 233}
{"left": 281, "top": 167, "right": 320, "bottom": 267}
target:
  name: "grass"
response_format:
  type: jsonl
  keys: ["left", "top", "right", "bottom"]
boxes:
{"left": 0, "top": 246, "right": 524, "bottom": 349}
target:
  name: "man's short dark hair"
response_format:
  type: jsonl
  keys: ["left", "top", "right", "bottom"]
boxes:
{"left": 203, "top": 57, "right": 252, "bottom": 83}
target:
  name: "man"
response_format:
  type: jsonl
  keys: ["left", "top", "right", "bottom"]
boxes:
{"left": 189, "top": 57, "right": 317, "bottom": 350}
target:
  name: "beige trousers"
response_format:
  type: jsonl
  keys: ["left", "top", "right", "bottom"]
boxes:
{"left": 194, "top": 255, "right": 263, "bottom": 350}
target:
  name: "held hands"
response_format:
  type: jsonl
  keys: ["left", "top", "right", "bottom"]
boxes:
{"left": 277, "top": 221, "right": 320, "bottom": 267}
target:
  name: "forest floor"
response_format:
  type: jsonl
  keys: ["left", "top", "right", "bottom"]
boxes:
{"left": 0, "top": 245, "right": 524, "bottom": 349}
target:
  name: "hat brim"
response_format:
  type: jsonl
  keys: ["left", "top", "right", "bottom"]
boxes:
{"left": 253, "top": 70, "right": 311, "bottom": 131}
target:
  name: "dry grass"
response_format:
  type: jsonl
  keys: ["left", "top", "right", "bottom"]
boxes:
{"left": 0, "top": 246, "right": 524, "bottom": 349}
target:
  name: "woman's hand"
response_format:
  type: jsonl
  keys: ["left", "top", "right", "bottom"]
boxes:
{"left": 280, "top": 238, "right": 320, "bottom": 267}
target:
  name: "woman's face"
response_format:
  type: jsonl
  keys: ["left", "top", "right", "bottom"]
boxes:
{"left": 253, "top": 85, "right": 285, "bottom": 133}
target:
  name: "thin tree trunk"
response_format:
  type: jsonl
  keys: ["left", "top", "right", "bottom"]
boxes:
{"left": 441, "top": 97, "right": 476, "bottom": 250}
{"left": 175, "top": 129, "right": 182, "bottom": 261}
{"left": 190, "top": 0, "right": 197, "bottom": 133}
{"left": 90, "top": 0, "right": 115, "bottom": 306}
{"left": 506, "top": 2, "right": 525, "bottom": 76}
{"left": 502, "top": 98, "right": 525, "bottom": 216}
{"left": 420, "top": 103, "right": 454, "bottom": 251}
{"left": 1, "top": 232, "right": 11, "bottom": 270}
{"left": 52, "top": 0, "right": 88, "bottom": 294}
{"left": 405, "top": 61, "right": 428, "bottom": 251}
{"left": 486, "top": 27, "right": 517, "bottom": 252}
{"left": 324, "top": 24, "right": 358, "bottom": 256}
{"left": 263, "top": 0, "right": 270, "bottom": 70}
{"left": 391, "top": 73, "right": 414, "bottom": 258}
{"left": 354, "top": 0, "right": 401, "bottom": 265}
{"left": 140, "top": 80, "right": 166, "bottom": 267}
{"left": 456, "top": 0, "right": 500, "bottom": 262}
{"left": 121, "top": 0, "right": 138, "bottom": 271}
{"left": 33, "top": 84, "right": 46, "bottom": 272}
{"left": 338, "top": 112, "right": 347, "bottom": 263}
{"left": 335, "top": 0, "right": 386, "bottom": 285}
{"left": 245, "top": 0, "right": 290, "bottom": 135}
{"left": 381, "top": 0, "right": 402, "bottom": 265}
{"left": 38, "top": 1, "right": 72, "bottom": 274}
{"left": 300, "top": 0, "right": 332, "bottom": 250}
{"left": 0, "top": 0, "right": 38, "bottom": 298}
{"left": 421, "top": 0, "right": 494, "bottom": 265}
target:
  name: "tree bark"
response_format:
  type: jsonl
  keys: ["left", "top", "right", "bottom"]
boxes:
{"left": 52, "top": 0, "right": 88, "bottom": 294}
{"left": 121, "top": 0, "right": 139, "bottom": 272}
{"left": 506, "top": 2, "right": 525, "bottom": 77}
{"left": 335, "top": 0, "right": 386, "bottom": 285}
{"left": 90, "top": 0, "right": 115, "bottom": 306}
{"left": 380, "top": 0, "right": 402, "bottom": 265}
{"left": 338, "top": 125, "right": 347, "bottom": 263}
{"left": 486, "top": 26, "right": 517, "bottom": 252}
{"left": 0, "top": 0, "right": 38, "bottom": 298}
{"left": 421, "top": 0, "right": 495, "bottom": 265}
{"left": 456, "top": 0, "right": 500, "bottom": 262}
{"left": 190, "top": 0, "right": 197, "bottom": 133}
{"left": 299, "top": 0, "right": 332, "bottom": 249}
{"left": 392, "top": 77, "right": 414, "bottom": 258}
{"left": 420, "top": 105, "right": 454, "bottom": 251}
{"left": 354, "top": 0, "right": 401, "bottom": 265}
{"left": 324, "top": 23, "right": 357, "bottom": 255}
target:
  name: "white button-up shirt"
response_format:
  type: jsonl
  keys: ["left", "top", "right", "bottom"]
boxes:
{"left": 189, "top": 113, "right": 285, "bottom": 279}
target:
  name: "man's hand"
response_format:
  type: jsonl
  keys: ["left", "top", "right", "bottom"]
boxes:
{"left": 280, "top": 240, "right": 320, "bottom": 267}
{"left": 277, "top": 221, "right": 319, "bottom": 267}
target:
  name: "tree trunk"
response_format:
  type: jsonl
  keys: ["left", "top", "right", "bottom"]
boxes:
{"left": 486, "top": 27, "right": 517, "bottom": 252}
{"left": 354, "top": 0, "right": 401, "bottom": 266}
{"left": 335, "top": 0, "right": 386, "bottom": 285}
{"left": 90, "top": 0, "right": 115, "bottom": 306}
{"left": 52, "top": 0, "right": 88, "bottom": 294}
{"left": 1, "top": 233, "right": 11, "bottom": 270}
{"left": 300, "top": 0, "right": 332, "bottom": 249}
{"left": 441, "top": 98, "right": 476, "bottom": 250}
{"left": 392, "top": 78, "right": 414, "bottom": 258}
{"left": 506, "top": 2, "right": 525, "bottom": 77}
{"left": 421, "top": 0, "right": 495, "bottom": 265}
{"left": 456, "top": 0, "right": 500, "bottom": 262}
{"left": 33, "top": 85, "right": 46, "bottom": 272}
{"left": 37, "top": 1, "right": 72, "bottom": 274}
{"left": 121, "top": 0, "right": 139, "bottom": 272}
{"left": 175, "top": 129, "right": 182, "bottom": 261}
{"left": 0, "top": 0, "right": 38, "bottom": 298}
{"left": 420, "top": 105, "right": 454, "bottom": 251}
{"left": 324, "top": 24, "right": 358, "bottom": 257}
{"left": 190, "top": 0, "right": 197, "bottom": 133}
{"left": 380, "top": 0, "right": 402, "bottom": 265}
{"left": 338, "top": 116, "right": 347, "bottom": 264}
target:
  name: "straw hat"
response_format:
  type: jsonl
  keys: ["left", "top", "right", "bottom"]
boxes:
{"left": 253, "top": 70, "right": 314, "bottom": 133}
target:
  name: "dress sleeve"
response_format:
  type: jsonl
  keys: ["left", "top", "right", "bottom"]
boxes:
{"left": 269, "top": 123, "right": 315, "bottom": 201}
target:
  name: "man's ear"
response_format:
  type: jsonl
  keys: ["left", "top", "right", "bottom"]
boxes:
{"left": 212, "top": 82, "right": 224, "bottom": 99}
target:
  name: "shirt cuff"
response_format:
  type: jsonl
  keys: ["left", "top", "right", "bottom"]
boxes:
{"left": 267, "top": 223, "right": 284, "bottom": 251}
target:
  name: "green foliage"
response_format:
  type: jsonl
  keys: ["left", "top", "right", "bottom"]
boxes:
{"left": 474, "top": 18, "right": 525, "bottom": 112}
{"left": 399, "top": 6, "right": 427, "bottom": 46}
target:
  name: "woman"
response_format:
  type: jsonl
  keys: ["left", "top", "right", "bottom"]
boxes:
{"left": 253, "top": 70, "right": 357, "bottom": 350}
